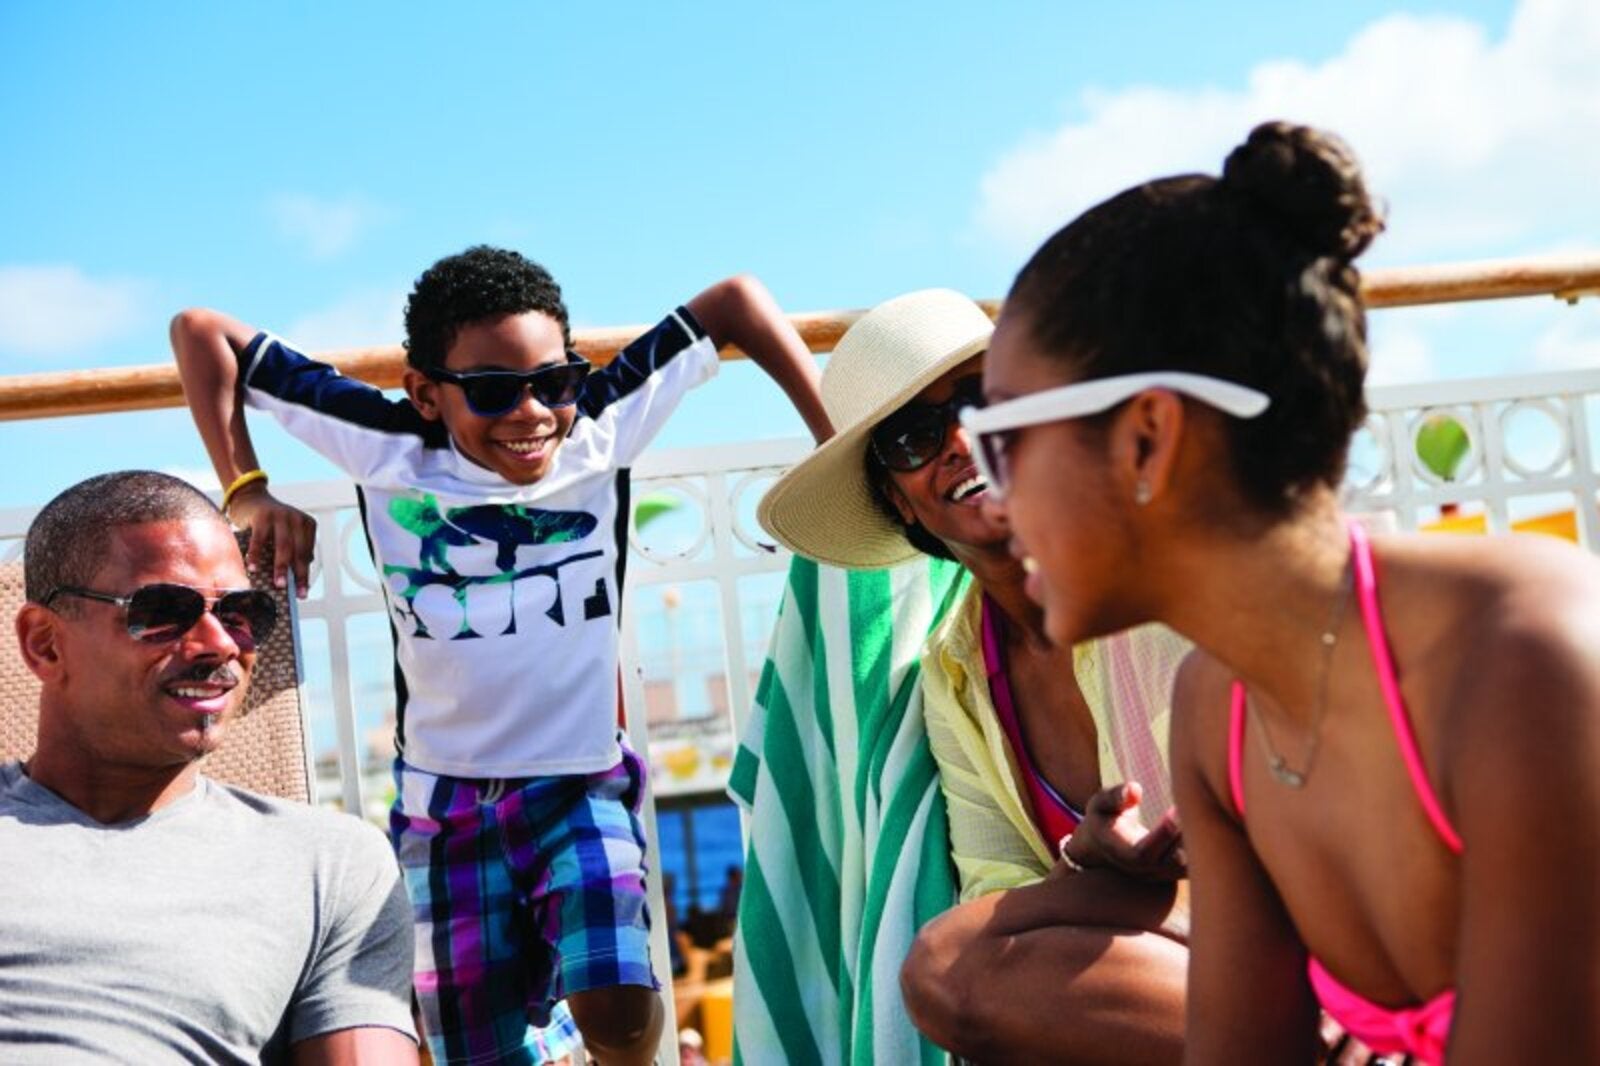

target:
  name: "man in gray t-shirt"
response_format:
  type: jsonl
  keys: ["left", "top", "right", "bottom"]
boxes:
{"left": 1, "top": 472, "right": 416, "bottom": 1064}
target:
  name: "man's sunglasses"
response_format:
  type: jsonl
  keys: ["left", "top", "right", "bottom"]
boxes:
{"left": 44, "top": 583, "right": 278, "bottom": 650}
{"left": 959, "top": 370, "right": 1271, "bottom": 500}
{"left": 427, "top": 355, "right": 592, "bottom": 418}
{"left": 869, "top": 375, "right": 986, "bottom": 473}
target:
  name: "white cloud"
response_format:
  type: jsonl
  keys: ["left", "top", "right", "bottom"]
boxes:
{"left": 1367, "top": 325, "right": 1437, "bottom": 386}
{"left": 1531, "top": 305, "right": 1600, "bottom": 372}
{"left": 974, "top": 0, "right": 1600, "bottom": 266}
{"left": 268, "top": 193, "right": 385, "bottom": 259}
{"left": 0, "top": 264, "right": 146, "bottom": 357}
{"left": 283, "top": 288, "right": 407, "bottom": 351}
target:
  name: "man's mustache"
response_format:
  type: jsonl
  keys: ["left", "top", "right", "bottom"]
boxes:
{"left": 169, "top": 662, "right": 243, "bottom": 687}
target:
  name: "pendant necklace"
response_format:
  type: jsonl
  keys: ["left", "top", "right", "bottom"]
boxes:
{"left": 1247, "top": 555, "right": 1354, "bottom": 789}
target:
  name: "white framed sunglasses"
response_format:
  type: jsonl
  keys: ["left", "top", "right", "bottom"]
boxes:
{"left": 959, "top": 371, "right": 1271, "bottom": 499}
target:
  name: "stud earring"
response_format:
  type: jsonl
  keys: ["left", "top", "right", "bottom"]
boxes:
{"left": 1134, "top": 479, "right": 1152, "bottom": 506}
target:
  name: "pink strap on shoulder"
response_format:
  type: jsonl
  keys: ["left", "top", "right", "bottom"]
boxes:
{"left": 1227, "top": 680, "right": 1248, "bottom": 818}
{"left": 1347, "top": 521, "right": 1464, "bottom": 854}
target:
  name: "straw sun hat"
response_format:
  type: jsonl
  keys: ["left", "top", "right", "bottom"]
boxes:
{"left": 758, "top": 288, "right": 994, "bottom": 570}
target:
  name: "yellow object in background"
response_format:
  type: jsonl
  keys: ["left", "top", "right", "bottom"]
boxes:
{"left": 661, "top": 745, "right": 703, "bottom": 779}
{"left": 1422, "top": 508, "right": 1578, "bottom": 542}
{"left": 698, "top": 978, "right": 734, "bottom": 1064}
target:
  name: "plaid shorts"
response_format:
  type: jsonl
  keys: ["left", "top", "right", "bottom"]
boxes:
{"left": 391, "top": 735, "right": 657, "bottom": 1065}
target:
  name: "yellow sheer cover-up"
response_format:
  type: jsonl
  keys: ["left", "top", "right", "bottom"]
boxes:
{"left": 921, "top": 583, "right": 1191, "bottom": 900}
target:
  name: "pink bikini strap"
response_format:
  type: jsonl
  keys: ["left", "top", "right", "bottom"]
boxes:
{"left": 1227, "top": 681, "right": 1248, "bottom": 818}
{"left": 1224, "top": 524, "right": 1462, "bottom": 852}
{"left": 1347, "top": 521, "right": 1464, "bottom": 854}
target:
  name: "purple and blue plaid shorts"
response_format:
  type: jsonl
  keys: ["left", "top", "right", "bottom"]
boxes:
{"left": 391, "top": 734, "right": 656, "bottom": 1064}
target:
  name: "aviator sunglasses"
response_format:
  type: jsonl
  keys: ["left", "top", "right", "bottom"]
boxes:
{"left": 44, "top": 582, "right": 278, "bottom": 650}
{"left": 870, "top": 374, "right": 987, "bottom": 472}
{"left": 959, "top": 371, "right": 1272, "bottom": 500}
{"left": 427, "top": 354, "right": 592, "bottom": 418}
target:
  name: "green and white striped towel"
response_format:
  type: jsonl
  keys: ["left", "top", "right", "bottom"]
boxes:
{"left": 728, "top": 554, "right": 969, "bottom": 1065}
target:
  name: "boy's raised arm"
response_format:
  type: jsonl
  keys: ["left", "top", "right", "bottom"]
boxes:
{"left": 170, "top": 308, "right": 318, "bottom": 594}
{"left": 685, "top": 275, "right": 834, "bottom": 445}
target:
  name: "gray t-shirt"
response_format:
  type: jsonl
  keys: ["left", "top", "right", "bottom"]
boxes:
{"left": 0, "top": 762, "right": 415, "bottom": 1064}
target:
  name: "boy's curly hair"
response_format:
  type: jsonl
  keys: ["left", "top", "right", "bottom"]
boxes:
{"left": 403, "top": 246, "right": 571, "bottom": 371}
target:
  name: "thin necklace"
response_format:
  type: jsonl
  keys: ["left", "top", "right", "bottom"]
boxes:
{"left": 1247, "top": 555, "right": 1354, "bottom": 789}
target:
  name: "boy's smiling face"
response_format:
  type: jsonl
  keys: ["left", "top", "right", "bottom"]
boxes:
{"left": 405, "top": 310, "right": 578, "bottom": 485}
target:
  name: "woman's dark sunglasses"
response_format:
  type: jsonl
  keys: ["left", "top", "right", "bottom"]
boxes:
{"left": 44, "top": 583, "right": 278, "bottom": 650}
{"left": 869, "top": 375, "right": 986, "bottom": 472}
{"left": 427, "top": 355, "right": 592, "bottom": 417}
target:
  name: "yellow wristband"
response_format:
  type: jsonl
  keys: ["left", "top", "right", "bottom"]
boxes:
{"left": 221, "top": 469, "right": 268, "bottom": 511}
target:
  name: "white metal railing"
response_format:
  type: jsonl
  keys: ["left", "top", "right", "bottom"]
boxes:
{"left": 1349, "top": 368, "right": 1600, "bottom": 547}
{"left": 2, "top": 369, "right": 1598, "bottom": 789}
{"left": 5, "top": 367, "right": 1600, "bottom": 816}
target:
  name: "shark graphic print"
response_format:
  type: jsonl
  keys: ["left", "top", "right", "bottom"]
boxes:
{"left": 384, "top": 495, "right": 609, "bottom": 639}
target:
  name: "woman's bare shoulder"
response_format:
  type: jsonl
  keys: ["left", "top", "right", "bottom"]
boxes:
{"left": 1382, "top": 532, "right": 1600, "bottom": 758}
{"left": 1380, "top": 526, "right": 1600, "bottom": 589}
{"left": 1173, "top": 646, "right": 1232, "bottom": 704}
{"left": 1170, "top": 648, "right": 1234, "bottom": 767}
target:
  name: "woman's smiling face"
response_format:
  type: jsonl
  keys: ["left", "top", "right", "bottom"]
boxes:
{"left": 876, "top": 356, "right": 1011, "bottom": 557}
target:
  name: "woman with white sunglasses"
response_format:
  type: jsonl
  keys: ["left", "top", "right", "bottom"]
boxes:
{"left": 966, "top": 121, "right": 1600, "bottom": 1065}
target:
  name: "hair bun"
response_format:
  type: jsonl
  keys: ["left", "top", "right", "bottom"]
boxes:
{"left": 1222, "top": 121, "right": 1384, "bottom": 261}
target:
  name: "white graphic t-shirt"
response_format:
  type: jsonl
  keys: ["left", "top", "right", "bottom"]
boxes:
{"left": 240, "top": 309, "right": 717, "bottom": 777}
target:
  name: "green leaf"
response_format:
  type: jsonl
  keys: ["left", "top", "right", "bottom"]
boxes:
{"left": 634, "top": 492, "right": 682, "bottom": 530}
{"left": 1416, "top": 414, "right": 1471, "bottom": 482}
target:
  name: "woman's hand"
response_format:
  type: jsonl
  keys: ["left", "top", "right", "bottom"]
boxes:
{"left": 227, "top": 485, "right": 318, "bottom": 597}
{"left": 1062, "top": 781, "right": 1187, "bottom": 883}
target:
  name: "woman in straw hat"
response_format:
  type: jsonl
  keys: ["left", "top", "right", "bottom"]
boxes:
{"left": 759, "top": 288, "right": 1191, "bottom": 1064}
{"left": 963, "top": 122, "right": 1600, "bottom": 1064}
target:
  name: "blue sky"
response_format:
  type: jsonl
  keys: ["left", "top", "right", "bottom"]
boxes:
{"left": 3, "top": 0, "right": 1597, "bottom": 509}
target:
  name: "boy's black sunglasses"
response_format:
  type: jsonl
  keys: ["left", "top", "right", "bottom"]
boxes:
{"left": 869, "top": 375, "right": 986, "bottom": 472}
{"left": 426, "top": 355, "right": 592, "bottom": 417}
{"left": 44, "top": 582, "right": 278, "bottom": 650}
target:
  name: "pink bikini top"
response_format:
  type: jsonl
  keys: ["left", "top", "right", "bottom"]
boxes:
{"left": 1227, "top": 521, "right": 1461, "bottom": 1065}
{"left": 981, "top": 595, "right": 1081, "bottom": 852}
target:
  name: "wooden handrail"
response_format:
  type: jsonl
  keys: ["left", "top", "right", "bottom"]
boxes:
{"left": 2, "top": 254, "right": 1597, "bottom": 423}
{"left": 1361, "top": 253, "right": 1600, "bottom": 308}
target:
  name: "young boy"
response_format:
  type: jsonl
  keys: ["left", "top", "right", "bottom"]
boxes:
{"left": 171, "top": 246, "right": 831, "bottom": 1066}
